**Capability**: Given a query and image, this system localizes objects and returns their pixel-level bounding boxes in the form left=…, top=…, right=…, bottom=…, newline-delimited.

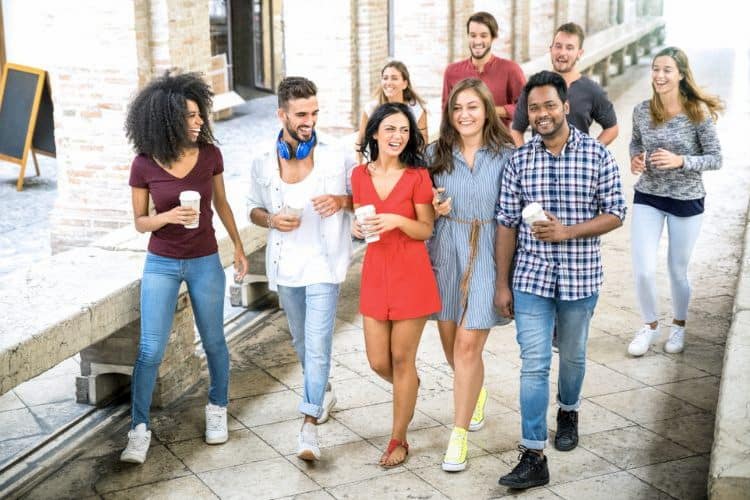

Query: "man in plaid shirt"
left=495, top=71, right=626, bottom=490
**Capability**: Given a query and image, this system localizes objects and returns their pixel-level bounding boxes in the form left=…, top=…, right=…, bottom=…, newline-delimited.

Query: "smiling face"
left=451, top=88, right=486, bottom=141
left=381, top=66, right=408, bottom=102
left=185, top=99, right=204, bottom=142
left=527, top=85, right=569, bottom=139
left=550, top=31, right=583, bottom=74
left=468, top=21, right=494, bottom=61
left=651, top=55, right=683, bottom=97
left=373, top=111, right=410, bottom=160
left=278, top=96, right=319, bottom=143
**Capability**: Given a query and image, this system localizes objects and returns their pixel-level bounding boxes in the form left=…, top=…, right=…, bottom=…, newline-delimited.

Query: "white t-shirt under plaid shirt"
left=496, top=126, right=627, bottom=301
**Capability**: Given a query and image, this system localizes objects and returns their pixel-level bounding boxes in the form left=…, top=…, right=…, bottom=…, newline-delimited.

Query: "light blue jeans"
left=513, top=289, right=599, bottom=450
left=276, top=283, right=339, bottom=419
left=131, top=252, right=229, bottom=428
left=631, top=203, right=703, bottom=323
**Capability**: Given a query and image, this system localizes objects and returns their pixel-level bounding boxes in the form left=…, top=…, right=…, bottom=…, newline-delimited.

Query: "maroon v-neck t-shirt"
left=128, top=144, right=223, bottom=259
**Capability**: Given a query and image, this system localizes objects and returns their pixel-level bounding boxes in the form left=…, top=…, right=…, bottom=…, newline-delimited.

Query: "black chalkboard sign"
left=0, top=63, right=55, bottom=190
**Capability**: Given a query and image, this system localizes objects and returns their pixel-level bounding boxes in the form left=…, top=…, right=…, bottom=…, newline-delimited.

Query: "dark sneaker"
left=498, top=446, right=549, bottom=489
left=554, top=408, right=578, bottom=451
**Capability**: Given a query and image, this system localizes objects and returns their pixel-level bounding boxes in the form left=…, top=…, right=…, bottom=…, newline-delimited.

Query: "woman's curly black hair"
left=125, top=70, right=216, bottom=166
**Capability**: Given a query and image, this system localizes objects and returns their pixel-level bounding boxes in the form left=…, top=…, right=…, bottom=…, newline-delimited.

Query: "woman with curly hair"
left=352, top=102, right=440, bottom=467
left=427, top=78, right=514, bottom=471
left=120, top=71, right=248, bottom=464
left=627, top=47, right=723, bottom=357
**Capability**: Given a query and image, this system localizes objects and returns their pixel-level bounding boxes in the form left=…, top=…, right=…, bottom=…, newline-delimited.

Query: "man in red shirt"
left=442, top=11, right=526, bottom=127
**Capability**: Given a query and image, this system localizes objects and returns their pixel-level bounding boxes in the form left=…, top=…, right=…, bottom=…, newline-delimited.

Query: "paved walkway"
left=4, top=47, right=749, bottom=499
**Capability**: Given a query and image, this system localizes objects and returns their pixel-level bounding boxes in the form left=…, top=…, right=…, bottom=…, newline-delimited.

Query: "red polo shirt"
left=442, top=55, right=526, bottom=128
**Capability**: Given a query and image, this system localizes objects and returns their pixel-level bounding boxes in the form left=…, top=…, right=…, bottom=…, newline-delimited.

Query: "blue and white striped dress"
left=427, top=144, right=514, bottom=329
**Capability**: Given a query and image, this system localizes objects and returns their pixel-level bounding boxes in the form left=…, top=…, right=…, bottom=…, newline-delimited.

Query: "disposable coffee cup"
left=522, top=202, right=548, bottom=226
left=354, top=204, right=380, bottom=243
left=179, top=190, right=200, bottom=229
left=281, top=202, right=304, bottom=218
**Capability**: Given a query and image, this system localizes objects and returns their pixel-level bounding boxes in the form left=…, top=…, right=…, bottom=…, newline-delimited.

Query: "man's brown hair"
left=554, top=22, right=585, bottom=48
left=466, top=11, right=498, bottom=39
left=277, top=76, right=317, bottom=109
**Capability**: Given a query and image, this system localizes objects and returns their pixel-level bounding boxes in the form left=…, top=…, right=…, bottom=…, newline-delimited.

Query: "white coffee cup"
left=179, top=190, right=201, bottom=229
left=281, top=202, right=305, bottom=217
left=522, top=202, right=548, bottom=226
left=354, top=204, right=380, bottom=243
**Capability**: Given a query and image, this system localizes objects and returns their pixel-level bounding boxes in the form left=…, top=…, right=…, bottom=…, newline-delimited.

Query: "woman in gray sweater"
left=627, top=47, right=723, bottom=357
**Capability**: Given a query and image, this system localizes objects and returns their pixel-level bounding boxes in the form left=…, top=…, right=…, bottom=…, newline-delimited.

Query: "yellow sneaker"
left=469, top=387, right=487, bottom=431
left=442, top=427, right=468, bottom=471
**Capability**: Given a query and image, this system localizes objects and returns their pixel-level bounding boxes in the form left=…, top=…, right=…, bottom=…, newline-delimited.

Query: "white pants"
left=630, top=203, right=703, bottom=324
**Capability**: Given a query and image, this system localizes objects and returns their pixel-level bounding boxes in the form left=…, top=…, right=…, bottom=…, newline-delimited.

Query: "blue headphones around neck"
left=277, top=129, right=316, bottom=160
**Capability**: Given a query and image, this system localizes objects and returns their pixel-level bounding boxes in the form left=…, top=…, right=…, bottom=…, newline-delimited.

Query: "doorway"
left=209, top=0, right=274, bottom=100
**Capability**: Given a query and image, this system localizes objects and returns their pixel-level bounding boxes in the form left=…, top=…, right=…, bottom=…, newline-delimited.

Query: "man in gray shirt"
left=511, top=22, right=618, bottom=147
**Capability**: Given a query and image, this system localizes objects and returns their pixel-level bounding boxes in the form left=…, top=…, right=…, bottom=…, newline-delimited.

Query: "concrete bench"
left=520, top=17, right=666, bottom=85
left=0, top=188, right=269, bottom=407
left=709, top=205, right=750, bottom=498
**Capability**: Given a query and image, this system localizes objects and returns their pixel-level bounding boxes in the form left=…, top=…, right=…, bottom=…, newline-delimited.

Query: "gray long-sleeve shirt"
left=629, top=100, right=722, bottom=200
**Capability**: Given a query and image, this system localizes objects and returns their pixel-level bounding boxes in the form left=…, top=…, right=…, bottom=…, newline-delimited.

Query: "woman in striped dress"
left=427, top=78, right=514, bottom=471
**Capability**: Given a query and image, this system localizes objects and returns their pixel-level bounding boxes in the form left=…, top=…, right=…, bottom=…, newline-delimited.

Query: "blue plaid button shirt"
left=496, top=126, right=626, bottom=300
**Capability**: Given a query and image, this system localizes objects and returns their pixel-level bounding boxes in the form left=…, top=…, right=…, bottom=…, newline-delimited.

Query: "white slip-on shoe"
left=664, top=324, right=685, bottom=354
left=120, top=423, right=151, bottom=464
left=205, top=403, right=229, bottom=444
left=628, top=325, right=659, bottom=357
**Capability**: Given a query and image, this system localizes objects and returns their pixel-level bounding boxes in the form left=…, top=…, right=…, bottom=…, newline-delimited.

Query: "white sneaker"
left=318, top=385, right=337, bottom=424
left=628, top=325, right=659, bottom=356
left=297, top=422, right=321, bottom=461
left=205, top=403, right=229, bottom=444
left=120, top=423, right=151, bottom=464
left=664, top=325, right=685, bottom=354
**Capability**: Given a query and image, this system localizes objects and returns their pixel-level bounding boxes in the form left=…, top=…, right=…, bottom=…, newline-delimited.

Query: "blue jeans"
left=276, top=283, right=339, bottom=418
left=513, top=289, right=599, bottom=449
left=131, top=252, right=229, bottom=428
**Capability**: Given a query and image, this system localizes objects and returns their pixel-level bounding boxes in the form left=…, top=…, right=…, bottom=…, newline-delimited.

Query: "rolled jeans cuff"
left=521, top=437, right=547, bottom=450
left=299, top=401, right=323, bottom=419
left=557, top=396, right=581, bottom=412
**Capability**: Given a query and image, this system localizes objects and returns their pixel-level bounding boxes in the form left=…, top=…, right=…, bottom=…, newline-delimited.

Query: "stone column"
left=49, top=0, right=212, bottom=252
left=512, top=0, right=530, bottom=63
left=392, top=0, right=452, bottom=100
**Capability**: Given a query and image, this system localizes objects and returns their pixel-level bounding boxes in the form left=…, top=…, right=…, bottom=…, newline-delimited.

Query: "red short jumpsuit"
left=351, top=165, right=441, bottom=320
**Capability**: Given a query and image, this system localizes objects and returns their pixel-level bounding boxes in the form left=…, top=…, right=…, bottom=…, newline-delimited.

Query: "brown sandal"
left=380, top=438, right=409, bottom=468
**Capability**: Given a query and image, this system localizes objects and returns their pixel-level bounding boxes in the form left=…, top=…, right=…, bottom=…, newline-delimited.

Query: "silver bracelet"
left=266, top=212, right=274, bottom=229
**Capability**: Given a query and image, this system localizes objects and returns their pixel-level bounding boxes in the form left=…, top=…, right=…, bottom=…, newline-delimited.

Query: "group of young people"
left=119, top=10, right=723, bottom=493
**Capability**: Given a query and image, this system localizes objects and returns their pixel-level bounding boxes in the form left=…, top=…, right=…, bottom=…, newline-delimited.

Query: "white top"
left=246, top=136, right=356, bottom=291
left=276, top=169, right=332, bottom=286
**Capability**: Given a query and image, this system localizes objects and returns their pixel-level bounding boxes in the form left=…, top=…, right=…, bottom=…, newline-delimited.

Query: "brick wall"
left=43, top=0, right=212, bottom=252
left=529, top=0, right=557, bottom=60
left=355, top=0, right=389, bottom=121
left=281, top=0, right=356, bottom=133
left=393, top=0, right=452, bottom=100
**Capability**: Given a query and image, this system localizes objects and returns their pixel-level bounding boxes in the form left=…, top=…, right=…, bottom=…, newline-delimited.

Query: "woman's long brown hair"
left=430, top=78, right=513, bottom=177
left=649, top=46, right=724, bottom=125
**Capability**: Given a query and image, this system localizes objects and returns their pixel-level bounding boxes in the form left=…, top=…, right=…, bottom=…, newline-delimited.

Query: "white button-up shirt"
left=246, top=136, right=356, bottom=291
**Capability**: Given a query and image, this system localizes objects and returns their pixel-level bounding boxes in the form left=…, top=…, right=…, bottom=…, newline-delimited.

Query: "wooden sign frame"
left=0, top=63, right=48, bottom=190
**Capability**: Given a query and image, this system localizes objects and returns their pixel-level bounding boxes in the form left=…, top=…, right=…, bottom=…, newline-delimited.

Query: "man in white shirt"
left=247, top=76, right=355, bottom=461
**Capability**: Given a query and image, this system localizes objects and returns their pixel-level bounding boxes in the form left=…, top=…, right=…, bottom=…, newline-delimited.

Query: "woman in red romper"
left=351, top=102, right=441, bottom=467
